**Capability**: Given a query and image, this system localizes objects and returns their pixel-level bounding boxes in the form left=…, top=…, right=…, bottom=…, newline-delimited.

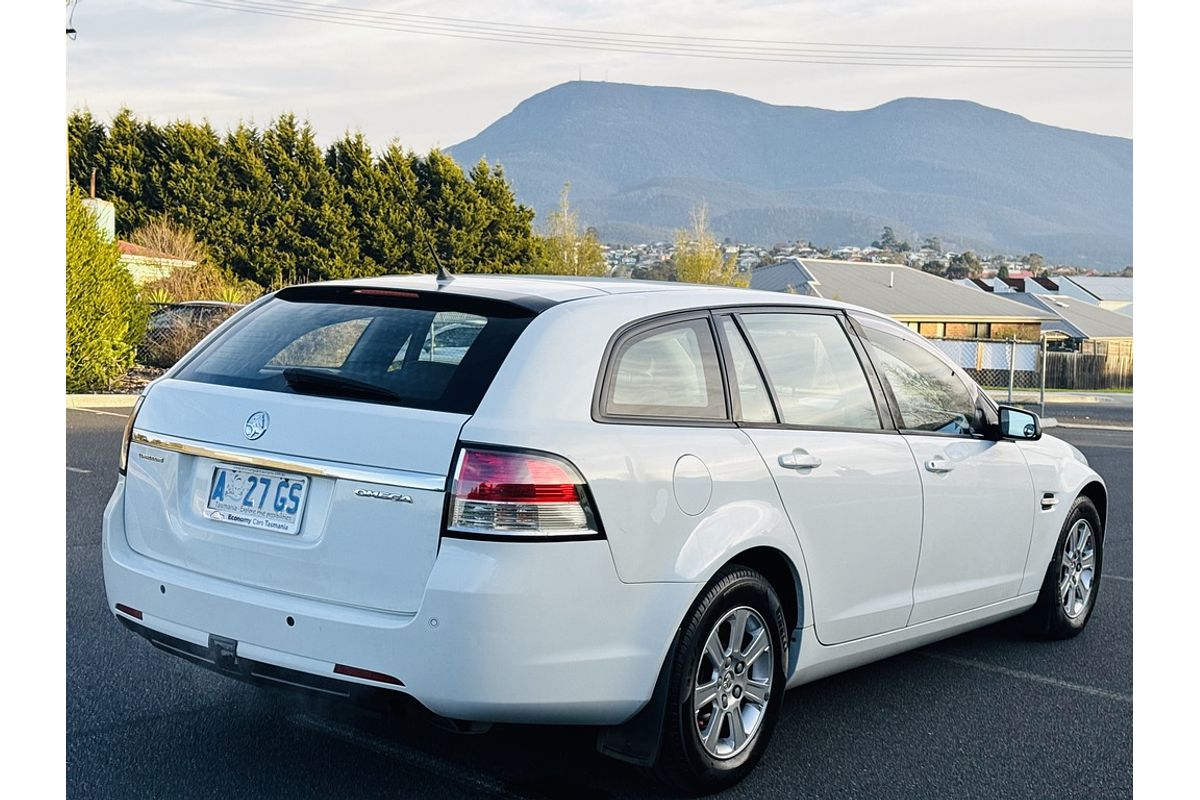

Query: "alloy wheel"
left=1059, top=519, right=1096, bottom=619
left=692, top=606, right=774, bottom=759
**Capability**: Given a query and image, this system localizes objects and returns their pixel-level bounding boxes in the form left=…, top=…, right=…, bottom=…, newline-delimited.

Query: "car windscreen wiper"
left=281, top=367, right=407, bottom=404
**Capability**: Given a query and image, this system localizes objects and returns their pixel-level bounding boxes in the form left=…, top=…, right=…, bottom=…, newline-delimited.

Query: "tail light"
left=118, top=395, right=146, bottom=475
left=446, top=447, right=602, bottom=540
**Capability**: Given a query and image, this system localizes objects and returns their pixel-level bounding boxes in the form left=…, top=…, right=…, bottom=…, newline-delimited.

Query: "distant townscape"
left=602, top=234, right=1131, bottom=284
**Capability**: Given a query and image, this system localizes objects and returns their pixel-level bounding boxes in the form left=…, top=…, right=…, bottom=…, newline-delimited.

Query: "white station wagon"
left=104, top=275, right=1106, bottom=793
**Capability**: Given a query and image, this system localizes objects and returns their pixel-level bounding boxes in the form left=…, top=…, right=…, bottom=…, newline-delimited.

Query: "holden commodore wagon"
left=104, top=274, right=1105, bottom=793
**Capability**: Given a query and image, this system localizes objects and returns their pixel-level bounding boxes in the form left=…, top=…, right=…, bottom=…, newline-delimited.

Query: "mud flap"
left=595, top=630, right=680, bottom=767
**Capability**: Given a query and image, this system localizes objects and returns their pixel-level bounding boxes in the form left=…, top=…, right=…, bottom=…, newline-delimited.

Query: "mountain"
left=447, top=82, right=1131, bottom=268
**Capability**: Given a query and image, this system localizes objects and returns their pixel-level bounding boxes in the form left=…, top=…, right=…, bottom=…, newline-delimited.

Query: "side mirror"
left=997, top=405, right=1042, bottom=441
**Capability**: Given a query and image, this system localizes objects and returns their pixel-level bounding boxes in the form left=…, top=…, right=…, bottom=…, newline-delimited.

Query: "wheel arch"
left=1079, top=480, right=1108, bottom=533
left=726, top=545, right=804, bottom=637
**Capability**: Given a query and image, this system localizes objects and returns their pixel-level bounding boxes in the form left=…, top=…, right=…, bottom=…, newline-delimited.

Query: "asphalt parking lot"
left=67, top=407, right=1132, bottom=799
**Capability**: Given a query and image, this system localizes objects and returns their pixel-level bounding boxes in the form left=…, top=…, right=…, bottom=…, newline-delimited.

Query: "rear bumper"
left=102, top=478, right=699, bottom=725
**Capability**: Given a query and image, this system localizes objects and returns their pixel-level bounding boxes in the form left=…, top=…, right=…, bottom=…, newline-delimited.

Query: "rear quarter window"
left=600, top=317, right=727, bottom=421
left=173, top=286, right=534, bottom=415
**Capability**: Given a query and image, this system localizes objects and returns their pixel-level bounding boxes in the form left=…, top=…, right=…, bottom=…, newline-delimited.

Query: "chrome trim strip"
left=131, top=430, right=446, bottom=492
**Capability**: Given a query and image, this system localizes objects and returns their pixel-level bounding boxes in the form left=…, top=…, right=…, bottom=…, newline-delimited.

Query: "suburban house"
left=82, top=195, right=196, bottom=285
left=750, top=258, right=1056, bottom=341
left=116, top=240, right=197, bottom=285
left=961, top=276, right=1059, bottom=296
left=1001, top=293, right=1134, bottom=357
left=1057, top=276, right=1133, bottom=314
left=960, top=274, right=1132, bottom=316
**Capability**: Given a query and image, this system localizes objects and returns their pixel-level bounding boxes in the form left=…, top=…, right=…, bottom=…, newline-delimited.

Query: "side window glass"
left=605, top=318, right=726, bottom=420
left=858, top=318, right=979, bottom=435
left=390, top=312, right=486, bottom=369
left=738, top=313, right=881, bottom=430
left=719, top=318, right=776, bottom=423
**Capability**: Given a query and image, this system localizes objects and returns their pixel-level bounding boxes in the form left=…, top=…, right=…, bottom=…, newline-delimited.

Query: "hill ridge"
left=448, top=81, right=1131, bottom=267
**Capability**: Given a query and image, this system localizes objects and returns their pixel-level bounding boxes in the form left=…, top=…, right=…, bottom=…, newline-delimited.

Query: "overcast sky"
left=65, top=0, right=1132, bottom=151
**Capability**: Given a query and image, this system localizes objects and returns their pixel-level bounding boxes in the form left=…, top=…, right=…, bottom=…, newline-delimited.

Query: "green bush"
left=66, top=189, right=148, bottom=391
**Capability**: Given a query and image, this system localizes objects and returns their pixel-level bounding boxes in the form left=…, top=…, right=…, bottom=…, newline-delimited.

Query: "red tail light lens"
left=448, top=447, right=600, bottom=538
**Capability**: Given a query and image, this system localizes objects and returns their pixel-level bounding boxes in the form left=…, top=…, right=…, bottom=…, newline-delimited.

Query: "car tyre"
left=653, top=565, right=788, bottom=795
left=1023, top=496, right=1103, bottom=640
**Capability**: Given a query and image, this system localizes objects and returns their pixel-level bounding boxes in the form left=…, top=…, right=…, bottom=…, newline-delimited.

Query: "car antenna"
left=398, top=180, right=453, bottom=287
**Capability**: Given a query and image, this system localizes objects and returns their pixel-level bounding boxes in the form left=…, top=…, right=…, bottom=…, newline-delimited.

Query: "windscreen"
left=173, top=286, right=536, bottom=415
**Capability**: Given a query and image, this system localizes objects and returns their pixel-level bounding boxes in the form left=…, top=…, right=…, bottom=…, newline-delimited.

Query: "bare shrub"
left=142, top=262, right=234, bottom=303
left=131, top=215, right=264, bottom=304
left=129, top=215, right=210, bottom=264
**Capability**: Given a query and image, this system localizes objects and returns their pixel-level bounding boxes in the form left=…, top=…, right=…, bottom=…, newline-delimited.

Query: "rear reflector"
left=115, top=603, right=143, bottom=620
left=333, top=664, right=405, bottom=686
left=447, top=447, right=599, bottom=538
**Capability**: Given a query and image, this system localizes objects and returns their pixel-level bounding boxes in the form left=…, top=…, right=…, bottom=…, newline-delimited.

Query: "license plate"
left=204, top=464, right=309, bottom=535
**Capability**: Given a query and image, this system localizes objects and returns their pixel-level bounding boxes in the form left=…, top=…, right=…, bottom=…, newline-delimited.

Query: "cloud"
left=66, top=0, right=1132, bottom=149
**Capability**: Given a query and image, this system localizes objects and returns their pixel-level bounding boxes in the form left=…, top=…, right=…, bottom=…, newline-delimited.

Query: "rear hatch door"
left=123, top=285, right=536, bottom=614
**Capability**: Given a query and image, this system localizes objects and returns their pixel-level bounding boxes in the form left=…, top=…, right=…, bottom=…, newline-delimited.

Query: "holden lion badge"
left=244, top=411, right=270, bottom=441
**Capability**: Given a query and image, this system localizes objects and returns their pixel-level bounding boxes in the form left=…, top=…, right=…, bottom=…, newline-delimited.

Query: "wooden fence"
left=1045, top=349, right=1134, bottom=391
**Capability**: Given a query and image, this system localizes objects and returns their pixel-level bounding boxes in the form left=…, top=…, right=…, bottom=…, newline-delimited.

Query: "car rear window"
left=173, top=286, right=535, bottom=415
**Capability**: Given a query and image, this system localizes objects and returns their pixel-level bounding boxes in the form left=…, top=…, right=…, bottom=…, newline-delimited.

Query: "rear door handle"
left=925, top=458, right=954, bottom=473
left=779, top=450, right=822, bottom=470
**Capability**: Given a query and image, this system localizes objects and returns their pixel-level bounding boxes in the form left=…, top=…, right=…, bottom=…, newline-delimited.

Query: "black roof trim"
left=274, top=283, right=553, bottom=316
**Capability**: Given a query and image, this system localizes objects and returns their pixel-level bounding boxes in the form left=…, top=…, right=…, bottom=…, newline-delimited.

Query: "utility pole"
left=1007, top=336, right=1016, bottom=404
left=1039, top=333, right=1049, bottom=417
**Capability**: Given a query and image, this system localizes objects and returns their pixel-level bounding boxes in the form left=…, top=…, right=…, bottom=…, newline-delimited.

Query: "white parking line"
left=68, top=407, right=128, bottom=418
left=66, top=466, right=91, bottom=474
left=920, top=652, right=1131, bottom=704
left=289, top=713, right=528, bottom=800
left=1106, top=575, right=1133, bottom=583
left=1054, top=423, right=1133, bottom=432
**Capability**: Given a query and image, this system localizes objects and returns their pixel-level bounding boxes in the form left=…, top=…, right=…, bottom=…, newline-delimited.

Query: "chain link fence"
left=927, top=336, right=1134, bottom=403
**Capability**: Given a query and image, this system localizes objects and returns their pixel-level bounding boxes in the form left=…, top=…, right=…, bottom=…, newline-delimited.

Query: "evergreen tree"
left=376, top=144, right=426, bottom=271
left=874, top=226, right=899, bottom=250
left=101, top=109, right=156, bottom=234
left=945, top=251, right=981, bottom=280
left=67, top=109, right=107, bottom=197
left=261, top=114, right=361, bottom=284
left=326, top=132, right=392, bottom=275
left=921, top=260, right=946, bottom=277
left=412, top=149, right=488, bottom=272
left=219, top=123, right=282, bottom=286
left=468, top=159, right=541, bottom=272
left=64, top=110, right=545, bottom=285
left=157, top=120, right=228, bottom=265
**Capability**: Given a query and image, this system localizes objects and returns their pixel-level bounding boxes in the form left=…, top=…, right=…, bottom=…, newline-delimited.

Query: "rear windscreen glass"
left=173, top=286, right=535, bottom=414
